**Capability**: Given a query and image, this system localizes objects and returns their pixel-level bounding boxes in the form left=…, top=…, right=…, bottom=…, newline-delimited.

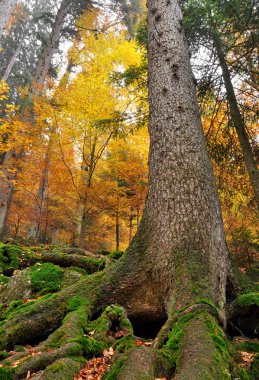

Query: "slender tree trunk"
left=129, top=211, right=133, bottom=244
left=0, top=0, right=17, bottom=41
left=79, top=209, right=89, bottom=247
left=79, top=139, right=97, bottom=247
left=136, top=206, right=140, bottom=227
left=115, top=210, right=120, bottom=251
left=30, top=0, right=70, bottom=94
left=214, top=35, right=259, bottom=205
left=27, top=151, right=50, bottom=242
left=2, top=35, right=23, bottom=81
left=0, top=150, right=18, bottom=239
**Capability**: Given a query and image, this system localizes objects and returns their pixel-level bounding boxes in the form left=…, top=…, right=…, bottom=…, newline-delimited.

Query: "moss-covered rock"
left=235, top=293, right=259, bottom=308
left=0, top=244, right=28, bottom=276
left=0, top=268, right=32, bottom=306
left=30, top=263, right=64, bottom=294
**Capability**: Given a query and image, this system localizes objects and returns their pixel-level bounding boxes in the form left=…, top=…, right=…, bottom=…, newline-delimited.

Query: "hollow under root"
left=107, top=307, right=230, bottom=380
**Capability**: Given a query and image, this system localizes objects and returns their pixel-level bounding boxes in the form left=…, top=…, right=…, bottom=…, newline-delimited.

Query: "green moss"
left=30, top=263, right=64, bottom=294
left=86, top=305, right=133, bottom=342
left=232, top=367, right=250, bottom=380
left=0, top=366, right=15, bottom=380
left=246, top=267, right=259, bottom=283
left=0, top=275, right=9, bottom=285
left=205, top=314, right=229, bottom=356
left=239, top=341, right=259, bottom=353
left=250, top=354, right=259, bottom=379
left=67, top=296, right=89, bottom=312
left=164, top=309, right=230, bottom=379
left=102, top=356, right=127, bottom=380
left=114, top=336, right=135, bottom=353
left=99, top=249, right=111, bottom=256
left=108, top=251, right=124, bottom=260
left=155, top=348, right=176, bottom=378
left=196, top=297, right=217, bottom=311
left=235, top=293, right=259, bottom=307
left=173, top=249, right=212, bottom=306
left=1, top=294, right=53, bottom=321
left=0, top=243, right=27, bottom=273
left=41, top=357, right=84, bottom=380
left=231, top=258, right=257, bottom=293
left=0, top=350, right=11, bottom=359
left=70, top=337, right=105, bottom=358
left=165, top=311, right=196, bottom=364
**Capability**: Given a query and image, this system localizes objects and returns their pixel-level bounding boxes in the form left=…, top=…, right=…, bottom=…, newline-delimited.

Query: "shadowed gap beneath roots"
left=129, top=314, right=167, bottom=339
left=227, top=305, right=259, bottom=339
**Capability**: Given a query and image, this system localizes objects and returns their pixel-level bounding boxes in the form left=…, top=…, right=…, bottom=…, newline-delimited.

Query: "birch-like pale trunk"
left=0, top=0, right=17, bottom=41
left=2, top=36, right=23, bottom=81
left=30, top=0, right=70, bottom=94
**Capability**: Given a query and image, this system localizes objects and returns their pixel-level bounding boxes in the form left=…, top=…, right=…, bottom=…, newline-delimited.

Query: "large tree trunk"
left=0, top=0, right=17, bottom=41
left=0, top=1, right=233, bottom=378
left=214, top=35, right=259, bottom=205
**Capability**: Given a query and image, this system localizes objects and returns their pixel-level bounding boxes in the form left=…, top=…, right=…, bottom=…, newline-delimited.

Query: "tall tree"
left=184, top=0, right=259, bottom=204
left=0, top=0, right=17, bottom=40
left=0, top=0, right=233, bottom=378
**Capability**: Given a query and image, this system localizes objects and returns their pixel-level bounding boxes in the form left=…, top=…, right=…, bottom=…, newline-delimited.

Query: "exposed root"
left=41, top=251, right=106, bottom=273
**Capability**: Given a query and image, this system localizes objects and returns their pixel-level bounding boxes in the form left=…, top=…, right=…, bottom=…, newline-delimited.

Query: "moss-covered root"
left=170, top=312, right=231, bottom=380
left=115, top=346, right=157, bottom=380
left=13, top=343, right=83, bottom=379
left=41, top=357, right=85, bottom=380
left=41, top=251, right=106, bottom=273
left=0, top=294, right=68, bottom=349
left=0, top=272, right=106, bottom=350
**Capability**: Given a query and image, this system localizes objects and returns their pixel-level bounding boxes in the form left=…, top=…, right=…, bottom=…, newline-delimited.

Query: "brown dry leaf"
left=239, top=351, right=256, bottom=369
left=74, top=348, right=114, bottom=380
left=135, top=339, right=153, bottom=347
left=114, top=329, right=130, bottom=339
left=26, top=371, right=31, bottom=380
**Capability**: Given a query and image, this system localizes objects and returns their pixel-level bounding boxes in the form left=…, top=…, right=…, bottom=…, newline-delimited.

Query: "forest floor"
left=0, top=242, right=258, bottom=380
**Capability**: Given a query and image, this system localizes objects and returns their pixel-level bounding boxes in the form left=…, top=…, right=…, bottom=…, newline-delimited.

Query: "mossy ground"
left=0, top=243, right=257, bottom=379
left=0, top=243, right=29, bottom=275
left=30, top=262, right=64, bottom=294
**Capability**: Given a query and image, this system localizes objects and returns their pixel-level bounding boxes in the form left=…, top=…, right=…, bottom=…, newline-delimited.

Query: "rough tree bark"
left=213, top=35, right=259, bottom=205
left=0, top=0, right=17, bottom=41
left=0, top=0, right=233, bottom=378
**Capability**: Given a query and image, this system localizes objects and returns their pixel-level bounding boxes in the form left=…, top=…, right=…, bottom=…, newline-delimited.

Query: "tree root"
left=0, top=266, right=232, bottom=379
left=41, top=251, right=106, bottom=273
